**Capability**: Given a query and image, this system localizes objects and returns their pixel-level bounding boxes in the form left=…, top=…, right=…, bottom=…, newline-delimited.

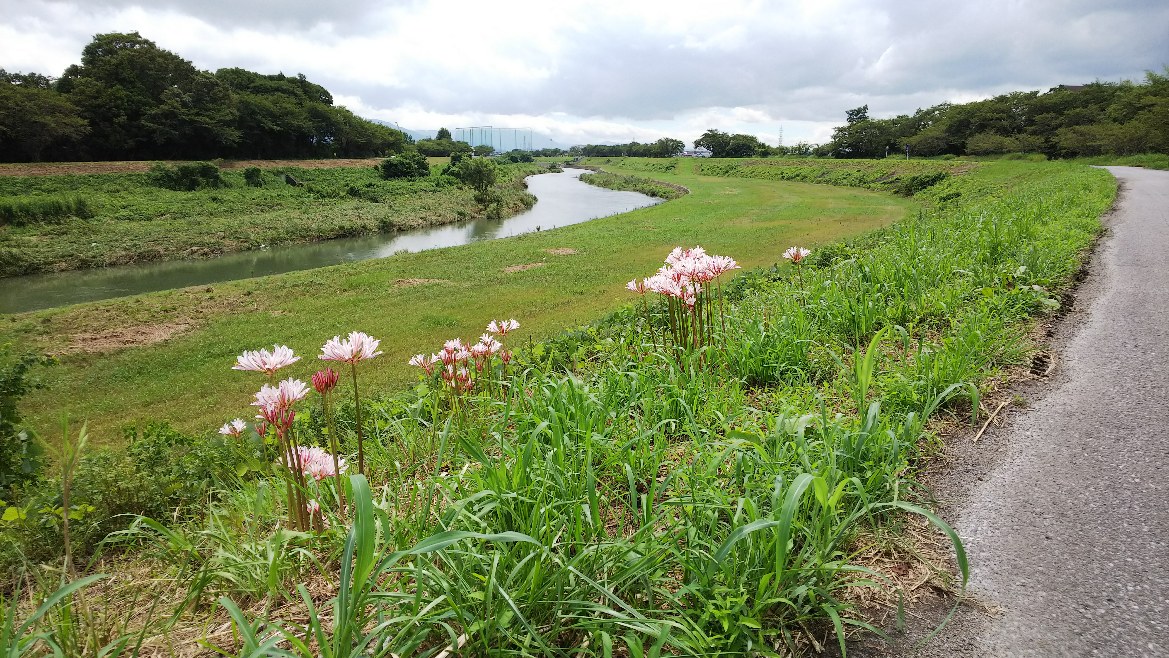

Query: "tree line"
left=0, top=32, right=411, bottom=162
left=825, top=69, right=1169, bottom=159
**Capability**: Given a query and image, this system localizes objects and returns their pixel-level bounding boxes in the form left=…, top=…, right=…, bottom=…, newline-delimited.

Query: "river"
left=0, top=168, right=660, bottom=313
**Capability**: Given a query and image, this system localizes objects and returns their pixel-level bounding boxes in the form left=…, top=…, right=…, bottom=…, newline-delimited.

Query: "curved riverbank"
left=0, top=161, right=540, bottom=277
left=0, top=168, right=662, bottom=313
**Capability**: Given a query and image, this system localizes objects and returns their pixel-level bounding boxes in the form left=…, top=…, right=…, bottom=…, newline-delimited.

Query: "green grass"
left=0, top=163, right=538, bottom=276
left=0, top=158, right=1118, bottom=656
left=2, top=166, right=911, bottom=444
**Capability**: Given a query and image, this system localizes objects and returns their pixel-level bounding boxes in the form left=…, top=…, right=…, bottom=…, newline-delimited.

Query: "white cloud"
left=1, top=0, right=1165, bottom=146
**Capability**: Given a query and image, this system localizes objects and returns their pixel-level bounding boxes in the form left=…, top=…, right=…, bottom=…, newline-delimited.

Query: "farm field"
left=0, top=159, right=1117, bottom=656
left=0, top=161, right=539, bottom=276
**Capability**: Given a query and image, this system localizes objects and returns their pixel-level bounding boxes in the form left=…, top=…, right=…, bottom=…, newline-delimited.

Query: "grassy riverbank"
left=0, top=159, right=1115, bottom=656
left=3, top=168, right=911, bottom=443
left=0, top=162, right=539, bottom=276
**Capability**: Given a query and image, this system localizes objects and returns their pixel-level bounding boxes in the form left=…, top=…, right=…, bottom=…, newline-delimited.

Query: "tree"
left=450, top=157, right=498, bottom=202
left=0, top=84, right=88, bottom=161
left=649, top=137, right=684, bottom=158
left=436, top=127, right=452, bottom=140
left=472, top=144, right=494, bottom=157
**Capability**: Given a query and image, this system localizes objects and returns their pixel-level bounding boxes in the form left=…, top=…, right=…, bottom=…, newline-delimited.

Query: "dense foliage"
left=570, top=137, right=686, bottom=158
left=0, top=33, right=411, bottom=162
left=826, top=69, right=1169, bottom=159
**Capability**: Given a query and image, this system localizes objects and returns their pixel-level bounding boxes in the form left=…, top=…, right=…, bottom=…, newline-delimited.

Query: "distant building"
left=681, top=146, right=713, bottom=158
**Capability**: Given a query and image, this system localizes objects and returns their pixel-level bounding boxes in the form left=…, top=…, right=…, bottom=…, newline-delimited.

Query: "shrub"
left=0, top=351, right=52, bottom=497
left=0, top=196, right=93, bottom=226
left=894, top=171, right=950, bottom=196
left=148, top=161, right=226, bottom=191
left=380, top=151, right=430, bottom=179
left=242, top=166, right=264, bottom=187
left=449, top=157, right=498, bottom=203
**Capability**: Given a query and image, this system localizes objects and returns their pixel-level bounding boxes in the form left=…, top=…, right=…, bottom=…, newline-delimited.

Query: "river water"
left=0, top=168, right=660, bottom=313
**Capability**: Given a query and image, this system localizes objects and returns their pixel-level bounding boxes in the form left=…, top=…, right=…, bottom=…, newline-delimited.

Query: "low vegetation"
left=0, top=161, right=539, bottom=276
left=0, top=159, right=1114, bottom=656
left=578, top=171, right=688, bottom=199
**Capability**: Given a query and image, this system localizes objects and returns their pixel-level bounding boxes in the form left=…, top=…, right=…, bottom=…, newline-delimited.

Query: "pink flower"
left=295, top=445, right=347, bottom=481
left=252, top=378, right=309, bottom=427
left=312, top=368, right=339, bottom=394
left=626, top=279, right=647, bottom=294
left=306, top=499, right=320, bottom=515
left=486, top=319, right=520, bottom=336
left=232, top=344, right=300, bottom=376
left=408, top=353, right=438, bottom=376
left=476, top=334, right=502, bottom=355
left=218, top=418, right=248, bottom=438
left=319, top=331, right=383, bottom=364
left=783, top=246, right=811, bottom=264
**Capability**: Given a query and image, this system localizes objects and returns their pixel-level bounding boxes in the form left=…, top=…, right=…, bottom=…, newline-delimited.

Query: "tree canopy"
left=825, top=70, right=1169, bottom=159
left=0, top=32, right=410, bottom=162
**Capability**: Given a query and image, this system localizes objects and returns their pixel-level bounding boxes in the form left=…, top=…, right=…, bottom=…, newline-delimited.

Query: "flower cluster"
left=628, top=246, right=740, bottom=309
left=320, top=331, right=383, bottom=364
left=252, top=377, right=310, bottom=431
left=410, top=319, right=519, bottom=398
left=296, top=445, right=348, bottom=481
left=218, top=418, right=248, bottom=438
left=628, top=246, right=739, bottom=354
left=232, top=344, right=301, bottom=376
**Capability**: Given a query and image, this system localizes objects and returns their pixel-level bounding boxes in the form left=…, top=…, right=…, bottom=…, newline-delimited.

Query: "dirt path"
left=847, top=166, right=1169, bottom=657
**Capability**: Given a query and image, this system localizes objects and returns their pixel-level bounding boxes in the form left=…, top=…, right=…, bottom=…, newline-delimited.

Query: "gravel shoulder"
left=845, top=166, right=1169, bottom=657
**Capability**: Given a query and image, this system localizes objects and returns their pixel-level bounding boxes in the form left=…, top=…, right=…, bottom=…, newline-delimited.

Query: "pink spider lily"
left=295, top=445, right=348, bottom=481
left=626, top=279, right=647, bottom=294
left=232, top=344, right=301, bottom=376
left=312, top=368, right=338, bottom=394
left=486, top=319, right=520, bottom=336
left=409, top=353, right=439, bottom=376
left=252, top=378, right=310, bottom=428
left=218, top=418, right=248, bottom=438
left=319, top=331, right=383, bottom=364
left=319, top=331, right=381, bottom=477
left=783, top=246, right=811, bottom=264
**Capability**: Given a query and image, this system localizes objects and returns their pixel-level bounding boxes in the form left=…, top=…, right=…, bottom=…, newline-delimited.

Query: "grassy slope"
left=4, top=165, right=911, bottom=443
left=0, top=163, right=537, bottom=276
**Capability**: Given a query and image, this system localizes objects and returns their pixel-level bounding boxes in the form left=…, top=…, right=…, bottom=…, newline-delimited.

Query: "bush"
left=243, top=166, right=264, bottom=187
left=380, top=151, right=431, bottom=179
left=894, top=171, right=950, bottom=196
left=449, top=157, right=498, bottom=203
left=0, top=196, right=93, bottom=226
left=0, top=351, right=52, bottom=497
left=148, top=161, right=226, bottom=191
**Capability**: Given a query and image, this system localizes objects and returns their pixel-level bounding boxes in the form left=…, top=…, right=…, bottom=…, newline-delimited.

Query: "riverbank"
left=0, top=161, right=539, bottom=277
left=1, top=168, right=910, bottom=443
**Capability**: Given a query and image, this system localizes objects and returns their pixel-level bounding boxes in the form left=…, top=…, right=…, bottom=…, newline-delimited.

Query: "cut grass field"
left=3, top=165, right=913, bottom=444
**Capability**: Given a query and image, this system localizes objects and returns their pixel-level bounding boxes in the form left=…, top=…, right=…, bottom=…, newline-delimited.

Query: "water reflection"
left=1, top=168, right=660, bottom=313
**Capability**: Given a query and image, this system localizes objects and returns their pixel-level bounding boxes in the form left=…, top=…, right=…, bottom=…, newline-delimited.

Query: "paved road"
left=861, top=166, right=1169, bottom=657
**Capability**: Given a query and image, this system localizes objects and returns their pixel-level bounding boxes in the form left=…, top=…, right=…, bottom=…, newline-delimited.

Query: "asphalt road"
left=853, top=166, right=1169, bottom=657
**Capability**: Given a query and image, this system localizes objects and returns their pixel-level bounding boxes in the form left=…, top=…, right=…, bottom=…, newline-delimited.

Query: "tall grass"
left=1, top=161, right=1115, bottom=656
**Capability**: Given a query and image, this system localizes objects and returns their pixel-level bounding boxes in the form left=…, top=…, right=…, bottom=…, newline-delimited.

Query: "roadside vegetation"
left=0, top=161, right=539, bottom=276
left=0, top=158, right=1115, bottom=655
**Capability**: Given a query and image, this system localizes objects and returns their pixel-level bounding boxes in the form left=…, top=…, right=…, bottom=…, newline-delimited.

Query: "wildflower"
left=295, top=445, right=348, bottom=481
left=486, top=319, right=520, bottom=336
left=306, top=499, right=321, bottom=515
left=626, top=279, right=647, bottom=294
left=312, top=368, right=339, bottom=395
left=232, top=344, right=300, bottom=376
left=319, top=331, right=383, bottom=364
left=218, top=418, right=248, bottom=438
left=319, top=331, right=381, bottom=477
left=252, top=378, right=309, bottom=427
left=476, top=334, right=502, bottom=356
left=783, top=246, right=811, bottom=264
left=408, top=353, right=439, bottom=376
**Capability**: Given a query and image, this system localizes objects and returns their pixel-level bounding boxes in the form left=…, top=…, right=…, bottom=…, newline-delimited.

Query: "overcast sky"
left=1, top=0, right=1166, bottom=147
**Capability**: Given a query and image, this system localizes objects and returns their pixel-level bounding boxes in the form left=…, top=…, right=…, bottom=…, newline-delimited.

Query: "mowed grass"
left=3, top=167, right=913, bottom=443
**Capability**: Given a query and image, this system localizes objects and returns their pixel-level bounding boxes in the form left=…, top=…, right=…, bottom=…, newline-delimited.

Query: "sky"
left=1, top=0, right=1167, bottom=147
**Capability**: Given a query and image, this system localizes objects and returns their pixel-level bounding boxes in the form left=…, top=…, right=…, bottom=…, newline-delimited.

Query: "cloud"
left=2, top=0, right=1165, bottom=145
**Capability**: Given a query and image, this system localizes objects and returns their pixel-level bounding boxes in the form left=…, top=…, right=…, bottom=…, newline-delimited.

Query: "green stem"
left=350, top=362, right=366, bottom=477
